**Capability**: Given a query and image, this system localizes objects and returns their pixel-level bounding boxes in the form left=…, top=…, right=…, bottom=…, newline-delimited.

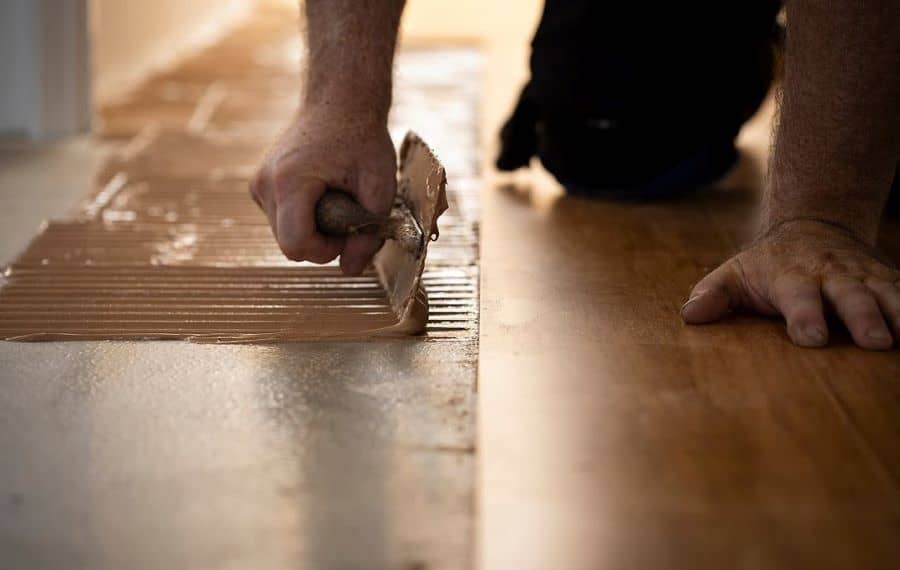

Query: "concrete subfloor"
left=1, top=341, right=473, bottom=569
left=0, top=138, right=112, bottom=262
left=0, top=8, right=478, bottom=569
left=0, top=139, right=476, bottom=569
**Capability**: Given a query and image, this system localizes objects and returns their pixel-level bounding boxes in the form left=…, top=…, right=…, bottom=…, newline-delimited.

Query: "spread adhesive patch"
left=0, top=40, right=480, bottom=343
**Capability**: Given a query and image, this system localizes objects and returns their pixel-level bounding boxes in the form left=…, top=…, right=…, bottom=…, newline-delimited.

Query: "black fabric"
left=497, top=1, right=783, bottom=195
left=528, top=1, right=782, bottom=128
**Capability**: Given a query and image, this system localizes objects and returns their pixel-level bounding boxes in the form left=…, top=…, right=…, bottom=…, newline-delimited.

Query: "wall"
left=0, top=0, right=42, bottom=139
left=0, top=0, right=90, bottom=141
left=0, top=0, right=540, bottom=143
left=90, top=0, right=250, bottom=102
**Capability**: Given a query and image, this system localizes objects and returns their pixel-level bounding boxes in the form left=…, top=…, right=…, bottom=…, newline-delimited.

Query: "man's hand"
left=250, top=111, right=397, bottom=275
left=682, top=220, right=900, bottom=350
left=251, top=0, right=405, bottom=274
left=684, top=0, right=900, bottom=350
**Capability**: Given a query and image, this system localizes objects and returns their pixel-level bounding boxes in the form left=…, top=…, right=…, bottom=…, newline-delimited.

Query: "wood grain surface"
left=478, top=115, right=900, bottom=569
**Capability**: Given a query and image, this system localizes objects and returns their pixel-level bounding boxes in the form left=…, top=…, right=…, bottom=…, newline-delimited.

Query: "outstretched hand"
left=682, top=220, right=900, bottom=350
left=250, top=110, right=397, bottom=275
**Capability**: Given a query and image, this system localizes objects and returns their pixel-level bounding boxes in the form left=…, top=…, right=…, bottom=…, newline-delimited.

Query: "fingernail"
left=680, top=295, right=702, bottom=313
left=802, top=325, right=828, bottom=346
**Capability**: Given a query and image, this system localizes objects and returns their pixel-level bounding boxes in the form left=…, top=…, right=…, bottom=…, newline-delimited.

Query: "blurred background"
left=0, top=0, right=549, bottom=263
left=0, top=0, right=541, bottom=149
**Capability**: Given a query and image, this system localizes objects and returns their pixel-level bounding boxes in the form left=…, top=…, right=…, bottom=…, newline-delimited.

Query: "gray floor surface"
left=0, top=140, right=475, bottom=569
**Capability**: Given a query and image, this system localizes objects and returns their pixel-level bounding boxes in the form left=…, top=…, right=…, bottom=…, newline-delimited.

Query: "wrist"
left=758, top=216, right=877, bottom=248
left=761, top=216, right=862, bottom=238
left=304, top=77, right=391, bottom=125
left=761, top=175, right=884, bottom=246
left=299, top=98, right=389, bottom=132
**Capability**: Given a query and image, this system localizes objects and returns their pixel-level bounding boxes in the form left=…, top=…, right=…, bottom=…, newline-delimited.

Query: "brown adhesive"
left=0, top=132, right=465, bottom=343
left=0, top=29, right=480, bottom=343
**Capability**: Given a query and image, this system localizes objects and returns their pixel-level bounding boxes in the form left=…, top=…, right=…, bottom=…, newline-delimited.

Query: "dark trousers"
left=498, top=1, right=783, bottom=194
left=499, top=1, right=899, bottom=206
left=529, top=1, right=781, bottom=129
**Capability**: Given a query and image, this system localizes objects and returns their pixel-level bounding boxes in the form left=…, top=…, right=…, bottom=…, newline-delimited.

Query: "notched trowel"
left=314, top=131, right=448, bottom=335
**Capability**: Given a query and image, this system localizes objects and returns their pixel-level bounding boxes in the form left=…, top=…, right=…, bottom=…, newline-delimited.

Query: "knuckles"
left=249, top=125, right=398, bottom=266
left=754, top=239, right=878, bottom=282
left=270, top=162, right=302, bottom=205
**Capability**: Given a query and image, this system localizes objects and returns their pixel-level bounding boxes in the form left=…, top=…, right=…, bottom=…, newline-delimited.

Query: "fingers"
left=866, top=278, right=900, bottom=339
left=339, top=167, right=396, bottom=275
left=822, top=275, right=893, bottom=350
left=770, top=273, right=828, bottom=347
left=274, top=177, right=344, bottom=264
left=251, top=159, right=345, bottom=264
left=340, top=234, right=384, bottom=276
left=249, top=172, right=275, bottom=228
left=681, top=261, right=745, bottom=324
left=351, top=157, right=397, bottom=217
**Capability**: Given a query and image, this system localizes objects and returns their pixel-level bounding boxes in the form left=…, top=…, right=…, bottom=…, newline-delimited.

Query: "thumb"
left=681, top=261, right=746, bottom=324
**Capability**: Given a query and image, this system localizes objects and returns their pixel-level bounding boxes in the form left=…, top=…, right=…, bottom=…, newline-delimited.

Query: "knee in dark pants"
left=496, top=0, right=783, bottom=198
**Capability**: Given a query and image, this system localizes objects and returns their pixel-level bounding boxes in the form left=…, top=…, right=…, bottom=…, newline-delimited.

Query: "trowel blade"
left=373, top=131, right=448, bottom=335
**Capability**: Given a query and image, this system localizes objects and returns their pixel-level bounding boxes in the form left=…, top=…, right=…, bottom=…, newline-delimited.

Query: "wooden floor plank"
left=478, top=110, right=900, bottom=568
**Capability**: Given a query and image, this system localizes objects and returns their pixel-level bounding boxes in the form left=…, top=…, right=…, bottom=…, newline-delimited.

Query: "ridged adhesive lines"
left=1, top=27, right=480, bottom=343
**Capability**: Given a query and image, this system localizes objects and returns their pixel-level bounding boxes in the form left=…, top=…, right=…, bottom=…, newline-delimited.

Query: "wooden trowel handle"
left=315, top=189, right=383, bottom=238
left=315, top=189, right=424, bottom=256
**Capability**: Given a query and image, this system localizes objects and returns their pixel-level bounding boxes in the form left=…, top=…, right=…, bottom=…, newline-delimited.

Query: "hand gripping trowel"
left=313, top=131, right=448, bottom=335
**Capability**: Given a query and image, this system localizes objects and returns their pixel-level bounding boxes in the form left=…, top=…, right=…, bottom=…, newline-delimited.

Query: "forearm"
left=303, top=0, right=406, bottom=123
left=763, top=0, right=900, bottom=244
